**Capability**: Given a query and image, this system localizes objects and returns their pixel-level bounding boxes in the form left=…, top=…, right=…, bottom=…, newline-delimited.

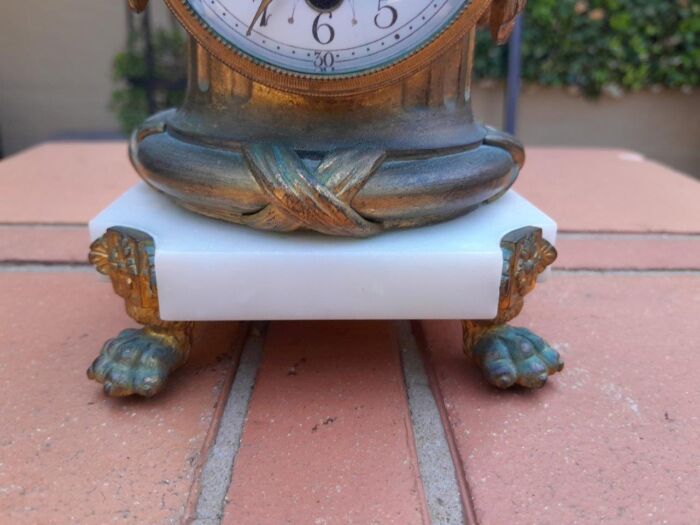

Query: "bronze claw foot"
left=87, top=326, right=190, bottom=397
left=463, top=226, right=562, bottom=390
left=88, top=227, right=194, bottom=397
left=471, top=326, right=563, bottom=389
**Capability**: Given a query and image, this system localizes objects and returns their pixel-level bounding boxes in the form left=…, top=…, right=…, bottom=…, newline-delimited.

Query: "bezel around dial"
left=164, top=0, right=491, bottom=96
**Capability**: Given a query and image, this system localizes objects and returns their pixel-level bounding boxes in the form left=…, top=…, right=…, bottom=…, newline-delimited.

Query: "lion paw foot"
left=87, top=328, right=186, bottom=397
left=473, top=326, right=564, bottom=389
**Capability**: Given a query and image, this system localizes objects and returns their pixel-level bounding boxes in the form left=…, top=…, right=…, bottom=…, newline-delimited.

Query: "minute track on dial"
left=186, top=0, right=472, bottom=77
left=162, top=0, right=490, bottom=95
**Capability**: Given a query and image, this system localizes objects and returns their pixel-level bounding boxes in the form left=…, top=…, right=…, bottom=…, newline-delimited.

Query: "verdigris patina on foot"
left=88, top=227, right=194, bottom=397
left=466, top=325, right=564, bottom=389
left=87, top=325, right=191, bottom=397
left=463, top=226, right=564, bottom=389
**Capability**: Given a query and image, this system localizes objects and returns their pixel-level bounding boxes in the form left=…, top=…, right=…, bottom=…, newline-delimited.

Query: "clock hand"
left=247, top=0, right=274, bottom=36
left=127, top=0, right=149, bottom=13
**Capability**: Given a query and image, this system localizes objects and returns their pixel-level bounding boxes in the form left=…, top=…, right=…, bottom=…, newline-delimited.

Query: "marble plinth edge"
left=89, top=183, right=556, bottom=321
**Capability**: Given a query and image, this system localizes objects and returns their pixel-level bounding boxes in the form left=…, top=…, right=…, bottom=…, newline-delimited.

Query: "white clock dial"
left=185, top=0, right=471, bottom=76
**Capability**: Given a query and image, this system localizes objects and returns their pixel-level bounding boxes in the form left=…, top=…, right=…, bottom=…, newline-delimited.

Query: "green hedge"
left=112, top=1, right=698, bottom=130
left=475, top=0, right=699, bottom=96
left=111, top=28, right=187, bottom=134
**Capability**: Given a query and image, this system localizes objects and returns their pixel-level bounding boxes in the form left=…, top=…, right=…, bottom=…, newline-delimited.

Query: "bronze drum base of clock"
left=130, top=111, right=523, bottom=237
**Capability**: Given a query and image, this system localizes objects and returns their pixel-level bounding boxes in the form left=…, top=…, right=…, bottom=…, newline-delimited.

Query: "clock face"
left=185, top=0, right=471, bottom=76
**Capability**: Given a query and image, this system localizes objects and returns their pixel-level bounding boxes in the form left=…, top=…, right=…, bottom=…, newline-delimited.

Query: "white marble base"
left=89, top=183, right=556, bottom=321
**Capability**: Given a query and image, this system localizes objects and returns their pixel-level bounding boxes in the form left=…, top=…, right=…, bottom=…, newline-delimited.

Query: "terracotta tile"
left=5, top=143, right=698, bottom=235
left=517, top=148, right=700, bottom=233
left=0, top=272, right=241, bottom=524
left=0, top=142, right=137, bottom=224
left=420, top=274, right=700, bottom=525
left=0, top=226, right=88, bottom=263
left=222, top=321, right=428, bottom=525
left=556, top=235, right=700, bottom=270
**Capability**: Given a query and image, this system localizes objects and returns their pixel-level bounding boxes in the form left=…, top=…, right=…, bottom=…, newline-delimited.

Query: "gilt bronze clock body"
left=129, top=0, right=527, bottom=236
left=84, top=0, right=566, bottom=398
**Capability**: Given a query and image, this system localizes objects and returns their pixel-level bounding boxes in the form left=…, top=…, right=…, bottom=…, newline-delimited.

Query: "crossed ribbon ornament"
left=241, top=145, right=386, bottom=237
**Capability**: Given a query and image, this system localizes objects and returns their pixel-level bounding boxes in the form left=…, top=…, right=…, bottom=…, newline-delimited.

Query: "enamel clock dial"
left=184, top=0, right=472, bottom=77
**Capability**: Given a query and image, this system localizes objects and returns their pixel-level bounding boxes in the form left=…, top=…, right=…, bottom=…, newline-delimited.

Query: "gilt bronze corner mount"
left=463, top=227, right=564, bottom=389
left=87, top=227, right=193, bottom=397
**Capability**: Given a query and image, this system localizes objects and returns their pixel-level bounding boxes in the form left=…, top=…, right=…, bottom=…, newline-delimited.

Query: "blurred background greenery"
left=475, top=0, right=699, bottom=97
left=112, top=0, right=699, bottom=132
left=111, top=28, right=186, bottom=133
left=1, top=1, right=697, bottom=176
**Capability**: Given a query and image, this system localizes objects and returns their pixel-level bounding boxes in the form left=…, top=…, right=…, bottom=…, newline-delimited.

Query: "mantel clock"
left=86, top=0, right=565, bottom=397
left=127, top=0, right=527, bottom=236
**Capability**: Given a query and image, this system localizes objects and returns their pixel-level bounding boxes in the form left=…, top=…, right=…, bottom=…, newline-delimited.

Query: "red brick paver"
left=0, top=273, right=242, bottom=524
left=556, top=235, right=700, bottom=270
left=420, top=273, right=700, bottom=525
left=2, top=142, right=700, bottom=524
left=0, top=142, right=136, bottom=224
left=0, top=226, right=88, bottom=263
left=222, top=321, right=428, bottom=525
left=4, top=143, right=699, bottom=235
left=517, top=148, right=700, bottom=233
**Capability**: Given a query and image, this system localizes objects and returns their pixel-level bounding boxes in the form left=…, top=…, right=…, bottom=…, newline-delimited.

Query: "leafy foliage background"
left=111, top=0, right=699, bottom=131
left=475, top=0, right=699, bottom=96
left=111, top=28, right=187, bottom=134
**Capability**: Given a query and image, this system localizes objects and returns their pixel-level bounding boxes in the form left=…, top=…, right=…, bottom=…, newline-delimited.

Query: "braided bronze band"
left=131, top=113, right=521, bottom=237
left=241, top=145, right=386, bottom=237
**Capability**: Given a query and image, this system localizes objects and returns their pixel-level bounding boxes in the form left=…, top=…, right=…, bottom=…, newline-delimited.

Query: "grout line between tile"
left=2, top=225, right=699, bottom=238
left=3, top=263, right=699, bottom=276
left=397, top=321, right=467, bottom=525
left=188, top=322, right=267, bottom=525
left=0, top=262, right=91, bottom=272
left=553, top=268, right=700, bottom=275
left=183, top=323, right=251, bottom=522
left=559, top=230, right=700, bottom=237
left=0, top=222, right=87, bottom=228
left=410, top=321, right=480, bottom=525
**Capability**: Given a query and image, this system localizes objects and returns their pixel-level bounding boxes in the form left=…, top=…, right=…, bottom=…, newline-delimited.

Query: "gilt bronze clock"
left=128, top=0, right=527, bottom=236
left=86, top=0, right=564, bottom=397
